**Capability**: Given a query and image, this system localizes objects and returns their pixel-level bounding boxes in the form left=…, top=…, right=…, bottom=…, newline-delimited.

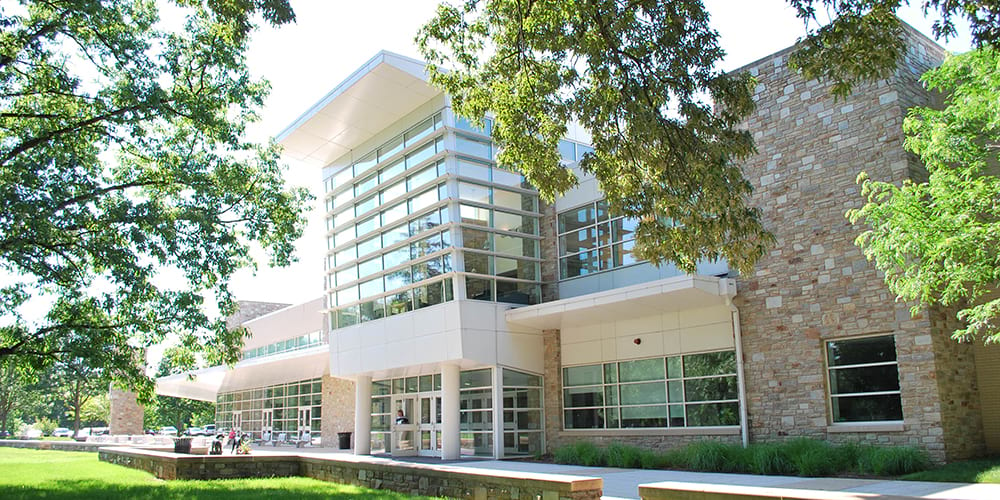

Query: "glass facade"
left=324, top=110, right=548, bottom=331
left=563, top=350, right=739, bottom=429
left=557, top=200, right=642, bottom=279
left=216, top=378, right=322, bottom=442
left=502, top=368, right=543, bottom=456
left=241, top=331, right=326, bottom=361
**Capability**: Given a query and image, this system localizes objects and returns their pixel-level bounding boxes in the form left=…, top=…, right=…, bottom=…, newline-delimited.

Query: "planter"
left=173, top=437, right=192, bottom=454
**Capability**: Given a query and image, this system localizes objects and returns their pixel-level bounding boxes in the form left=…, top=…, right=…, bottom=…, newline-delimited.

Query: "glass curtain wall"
left=558, top=200, right=642, bottom=279
left=216, top=378, right=322, bottom=441
left=324, top=113, right=455, bottom=330
left=502, top=368, right=543, bottom=456
left=459, top=368, right=493, bottom=456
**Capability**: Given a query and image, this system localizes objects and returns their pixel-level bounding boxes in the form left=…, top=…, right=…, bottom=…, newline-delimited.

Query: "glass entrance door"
left=391, top=396, right=416, bottom=456
left=261, top=409, right=273, bottom=442
left=232, top=411, right=243, bottom=432
left=418, top=394, right=441, bottom=456
left=297, top=407, right=312, bottom=443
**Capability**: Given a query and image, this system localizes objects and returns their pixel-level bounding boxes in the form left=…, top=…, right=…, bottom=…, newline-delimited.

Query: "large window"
left=242, top=331, right=325, bottom=360
left=460, top=368, right=494, bottom=456
left=502, top=369, right=542, bottom=456
left=216, top=378, right=322, bottom=442
left=563, top=351, right=739, bottom=429
left=557, top=200, right=640, bottom=279
left=826, top=335, right=902, bottom=423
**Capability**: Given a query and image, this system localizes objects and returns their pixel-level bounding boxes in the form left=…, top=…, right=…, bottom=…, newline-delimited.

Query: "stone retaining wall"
left=98, top=447, right=603, bottom=499
left=0, top=439, right=105, bottom=452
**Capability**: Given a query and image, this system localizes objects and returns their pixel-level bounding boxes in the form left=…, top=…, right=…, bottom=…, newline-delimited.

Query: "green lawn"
left=902, top=458, right=1000, bottom=483
left=0, top=447, right=441, bottom=499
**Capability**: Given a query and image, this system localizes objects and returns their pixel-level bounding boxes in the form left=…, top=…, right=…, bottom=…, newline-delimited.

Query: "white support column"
left=440, top=363, right=461, bottom=460
left=492, top=366, right=504, bottom=459
left=354, top=374, right=372, bottom=455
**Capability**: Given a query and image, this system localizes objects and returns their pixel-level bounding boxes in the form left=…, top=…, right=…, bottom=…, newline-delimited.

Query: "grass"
left=0, top=447, right=441, bottom=499
left=902, top=458, right=1000, bottom=483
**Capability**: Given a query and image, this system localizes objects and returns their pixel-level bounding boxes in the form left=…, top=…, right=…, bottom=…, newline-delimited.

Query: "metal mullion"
left=828, top=360, right=898, bottom=371
left=831, top=390, right=901, bottom=398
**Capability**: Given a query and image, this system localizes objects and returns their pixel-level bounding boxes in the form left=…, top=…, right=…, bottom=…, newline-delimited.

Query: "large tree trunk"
left=72, top=380, right=81, bottom=436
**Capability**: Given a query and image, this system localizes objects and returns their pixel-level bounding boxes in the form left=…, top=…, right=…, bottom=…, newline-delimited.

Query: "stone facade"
left=538, top=26, right=989, bottom=463
left=320, top=375, right=356, bottom=448
left=733, top=25, right=982, bottom=462
left=109, top=387, right=144, bottom=436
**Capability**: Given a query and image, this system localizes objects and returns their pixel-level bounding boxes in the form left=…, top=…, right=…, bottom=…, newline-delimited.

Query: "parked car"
left=183, top=427, right=203, bottom=436
left=91, top=427, right=109, bottom=436
left=52, top=428, right=73, bottom=438
left=203, top=424, right=216, bottom=436
left=158, top=426, right=178, bottom=436
left=22, top=428, right=43, bottom=439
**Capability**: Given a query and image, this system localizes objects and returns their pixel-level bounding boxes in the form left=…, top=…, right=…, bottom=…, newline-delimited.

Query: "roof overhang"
left=505, top=275, right=737, bottom=330
left=276, top=51, right=441, bottom=168
left=155, top=346, right=330, bottom=402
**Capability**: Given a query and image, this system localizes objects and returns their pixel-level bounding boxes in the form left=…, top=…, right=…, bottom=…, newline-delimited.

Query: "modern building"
left=155, top=25, right=1000, bottom=463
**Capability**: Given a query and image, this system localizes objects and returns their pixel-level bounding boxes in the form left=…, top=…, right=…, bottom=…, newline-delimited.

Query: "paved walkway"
left=251, top=446, right=1000, bottom=499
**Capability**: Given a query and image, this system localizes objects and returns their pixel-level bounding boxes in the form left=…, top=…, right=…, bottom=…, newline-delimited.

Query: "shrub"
left=554, top=441, right=604, bottom=466
left=605, top=442, right=642, bottom=468
left=748, top=443, right=793, bottom=475
left=856, top=446, right=930, bottom=476
left=680, top=440, right=749, bottom=473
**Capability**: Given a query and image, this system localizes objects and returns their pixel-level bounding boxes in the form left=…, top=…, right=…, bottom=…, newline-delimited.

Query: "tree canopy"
left=848, top=47, right=1000, bottom=344
left=416, top=0, right=996, bottom=277
left=0, top=0, right=310, bottom=399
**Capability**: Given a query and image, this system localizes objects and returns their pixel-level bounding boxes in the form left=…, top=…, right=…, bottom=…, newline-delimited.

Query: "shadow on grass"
left=0, top=478, right=430, bottom=500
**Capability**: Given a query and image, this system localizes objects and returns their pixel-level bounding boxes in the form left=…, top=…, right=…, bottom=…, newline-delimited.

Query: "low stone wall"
left=0, top=439, right=105, bottom=452
left=98, top=447, right=603, bottom=499
left=99, top=447, right=301, bottom=480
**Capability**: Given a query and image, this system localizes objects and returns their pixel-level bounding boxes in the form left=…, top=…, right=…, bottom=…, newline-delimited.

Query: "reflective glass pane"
left=684, top=376, right=737, bottom=402
left=378, top=136, right=403, bottom=162
left=465, top=276, right=493, bottom=301
left=620, top=382, right=667, bottom=405
left=619, top=358, right=666, bottom=382
left=563, top=365, right=603, bottom=386
left=559, top=205, right=595, bottom=233
left=684, top=351, right=736, bottom=377
left=827, top=336, right=897, bottom=366
left=686, top=402, right=740, bottom=426
left=460, top=205, right=491, bottom=227
left=456, top=135, right=492, bottom=159
left=620, top=406, right=667, bottom=428
left=458, top=182, right=491, bottom=204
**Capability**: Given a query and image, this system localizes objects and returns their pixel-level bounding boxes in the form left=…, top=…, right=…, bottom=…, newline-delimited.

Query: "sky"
left=227, top=0, right=974, bottom=307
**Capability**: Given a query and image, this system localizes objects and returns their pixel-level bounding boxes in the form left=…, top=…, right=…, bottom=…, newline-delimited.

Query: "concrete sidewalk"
left=249, top=446, right=998, bottom=499
left=442, top=459, right=1000, bottom=500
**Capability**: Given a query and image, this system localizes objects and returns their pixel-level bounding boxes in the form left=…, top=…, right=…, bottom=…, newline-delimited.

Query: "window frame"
left=825, top=334, right=904, bottom=425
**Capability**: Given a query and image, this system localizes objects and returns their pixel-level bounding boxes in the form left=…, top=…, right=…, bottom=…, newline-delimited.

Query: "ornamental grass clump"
left=856, top=445, right=930, bottom=476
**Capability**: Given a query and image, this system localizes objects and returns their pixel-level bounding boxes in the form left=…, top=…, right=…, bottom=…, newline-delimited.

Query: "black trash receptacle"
left=337, top=432, right=352, bottom=450
left=174, top=437, right=192, bottom=454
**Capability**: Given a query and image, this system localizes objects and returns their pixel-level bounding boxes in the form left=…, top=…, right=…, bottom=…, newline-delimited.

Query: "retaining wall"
left=98, top=446, right=602, bottom=499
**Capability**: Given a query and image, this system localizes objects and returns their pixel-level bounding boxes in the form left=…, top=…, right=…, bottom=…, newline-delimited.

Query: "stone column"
left=440, top=363, right=461, bottom=460
left=542, top=329, right=562, bottom=453
left=109, top=386, right=144, bottom=436
left=321, top=375, right=356, bottom=448
left=354, top=375, right=372, bottom=455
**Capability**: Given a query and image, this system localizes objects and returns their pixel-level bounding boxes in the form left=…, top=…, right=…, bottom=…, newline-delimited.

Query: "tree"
left=848, top=47, right=1000, bottom=344
left=80, top=393, right=109, bottom=427
left=0, top=0, right=310, bottom=398
left=148, top=346, right=214, bottom=432
left=416, top=1, right=997, bottom=276
left=0, top=357, right=31, bottom=435
left=47, top=357, right=107, bottom=435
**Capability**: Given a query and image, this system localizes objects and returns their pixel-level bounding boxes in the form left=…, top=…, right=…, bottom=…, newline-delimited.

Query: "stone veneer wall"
left=320, top=375, right=356, bottom=448
left=109, top=387, right=144, bottom=436
left=539, top=200, right=560, bottom=303
left=99, top=447, right=603, bottom=499
left=543, top=328, right=563, bottom=453
left=733, top=25, right=982, bottom=462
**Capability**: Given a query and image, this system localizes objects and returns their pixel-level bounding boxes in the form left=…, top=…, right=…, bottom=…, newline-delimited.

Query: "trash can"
left=337, top=432, right=352, bottom=450
left=173, top=437, right=192, bottom=454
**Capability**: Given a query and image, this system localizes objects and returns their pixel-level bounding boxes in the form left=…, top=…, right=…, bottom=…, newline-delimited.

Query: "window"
left=826, top=335, right=902, bottom=423
left=563, top=351, right=739, bottom=429
left=557, top=200, right=640, bottom=279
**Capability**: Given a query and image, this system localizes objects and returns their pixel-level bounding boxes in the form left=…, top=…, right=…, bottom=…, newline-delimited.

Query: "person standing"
left=228, top=428, right=237, bottom=454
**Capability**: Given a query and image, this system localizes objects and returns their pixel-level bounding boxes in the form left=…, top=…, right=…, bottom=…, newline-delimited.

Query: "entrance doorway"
left=417, top=394, right=441, bottom=456
left=391, top=392, right=442, bottom=457
left=297, top=407, right=312, bottom=443
left=261, top=409, right=273, bottom=442
left=232, top=411, right=243, bottom=432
